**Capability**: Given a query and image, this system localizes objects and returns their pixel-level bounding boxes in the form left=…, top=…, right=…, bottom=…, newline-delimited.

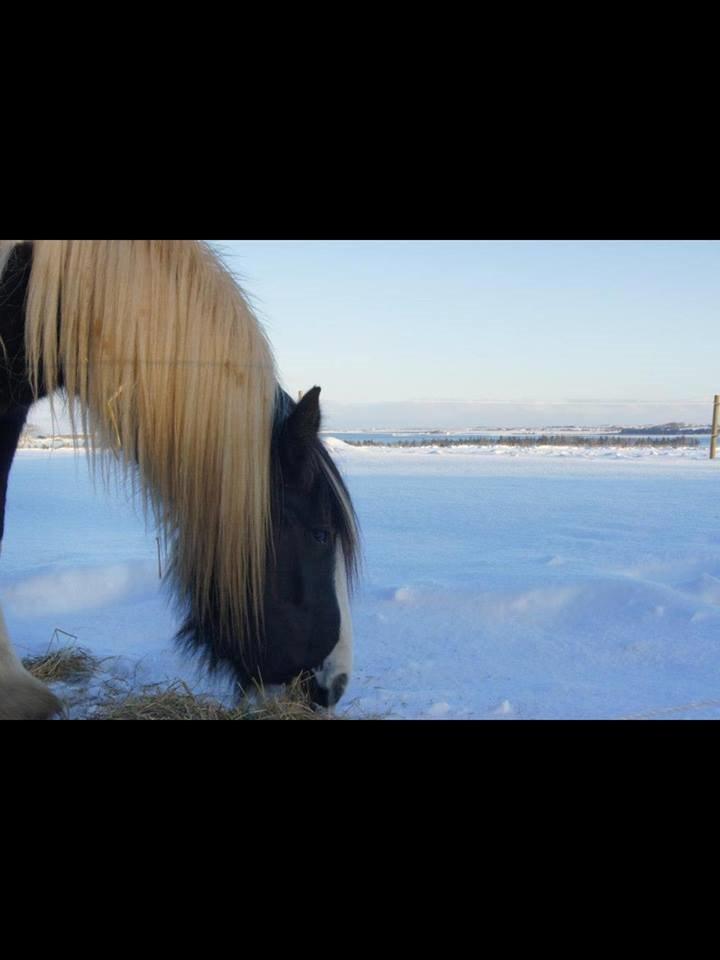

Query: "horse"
left=0, top=240, right=359, bottom=720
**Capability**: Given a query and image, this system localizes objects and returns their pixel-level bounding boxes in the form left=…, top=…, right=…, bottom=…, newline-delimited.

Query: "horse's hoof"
left=0, top=674, right=63, bottom=721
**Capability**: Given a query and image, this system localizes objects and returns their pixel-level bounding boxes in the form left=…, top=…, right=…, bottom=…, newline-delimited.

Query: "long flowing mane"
left=0, top=239, right=277, bottom=665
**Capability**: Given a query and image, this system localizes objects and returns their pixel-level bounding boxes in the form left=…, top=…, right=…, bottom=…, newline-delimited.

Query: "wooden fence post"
left=711, top=395, right=720, bottom=460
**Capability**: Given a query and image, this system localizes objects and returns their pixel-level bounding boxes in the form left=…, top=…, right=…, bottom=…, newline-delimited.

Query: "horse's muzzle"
left=309, top=673, right=349, bottom=709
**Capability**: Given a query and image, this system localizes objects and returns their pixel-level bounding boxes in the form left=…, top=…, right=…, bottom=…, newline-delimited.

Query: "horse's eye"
left=313, top=529, right=330, bottom=544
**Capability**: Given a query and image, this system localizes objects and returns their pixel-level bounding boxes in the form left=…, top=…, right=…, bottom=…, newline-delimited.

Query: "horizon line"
left=326, top=398, right=713, bottom=407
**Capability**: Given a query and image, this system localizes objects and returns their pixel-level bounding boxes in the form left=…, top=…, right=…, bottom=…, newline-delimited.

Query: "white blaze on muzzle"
left=313, top=543, right=353, bottom=706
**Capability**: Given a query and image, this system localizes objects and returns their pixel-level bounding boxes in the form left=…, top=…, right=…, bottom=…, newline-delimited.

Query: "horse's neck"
left=1, top=242, right=37, bottom=413
left=0, top=407, right=29, bottom=544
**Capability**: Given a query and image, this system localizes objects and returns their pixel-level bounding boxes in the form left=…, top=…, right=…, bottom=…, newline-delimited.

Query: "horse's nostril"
left=331, top=673, right=349, bottom=706
left=309, top=673, right=349, bottom=709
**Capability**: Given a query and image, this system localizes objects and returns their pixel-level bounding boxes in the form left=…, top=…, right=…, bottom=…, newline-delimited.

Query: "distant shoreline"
left=343, top=436, right=701, bottom=450
left=322, top=424, right=712, bottom=436
left=18, top=436, right=88, bottom=450
left=21, top=422, right=713, bottom=452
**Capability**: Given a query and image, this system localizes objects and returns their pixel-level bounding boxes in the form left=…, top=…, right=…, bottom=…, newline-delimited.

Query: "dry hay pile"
left=22, top=646, right=99, bottom=685
left=92, top=679, right=328, bottom=721
left=23, top=647, right=360, bottom=720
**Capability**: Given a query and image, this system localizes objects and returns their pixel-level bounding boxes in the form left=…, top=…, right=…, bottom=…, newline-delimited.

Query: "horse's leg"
left=0, top=605, right=62, bottom=720
left=0, top=407, right=62, bottom=720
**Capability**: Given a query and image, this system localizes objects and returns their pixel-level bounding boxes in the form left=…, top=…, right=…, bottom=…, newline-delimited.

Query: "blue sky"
left=29, top=241, right=719, bottom=433
left=207, top=240, right=720, bottom=428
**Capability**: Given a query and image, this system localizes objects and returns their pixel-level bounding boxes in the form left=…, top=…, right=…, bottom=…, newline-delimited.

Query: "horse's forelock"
left=314, top=441, right=360, bottom=588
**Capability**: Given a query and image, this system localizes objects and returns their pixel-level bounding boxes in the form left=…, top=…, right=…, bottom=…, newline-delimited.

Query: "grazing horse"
left=0, top=240, right=358, bottom=720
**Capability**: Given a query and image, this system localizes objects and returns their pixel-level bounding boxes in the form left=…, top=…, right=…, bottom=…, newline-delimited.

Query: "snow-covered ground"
left=3, top=440, right=720, bottom=719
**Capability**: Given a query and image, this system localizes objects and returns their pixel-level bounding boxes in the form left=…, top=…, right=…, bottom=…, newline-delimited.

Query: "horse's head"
left=258, top=387, right=358, bottom=707
left=178, top=386, right=359, bottom=708
left=179, top=387, right=359, bottom=709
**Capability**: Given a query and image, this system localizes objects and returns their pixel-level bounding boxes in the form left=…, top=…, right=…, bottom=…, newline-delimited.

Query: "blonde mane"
left=2, top=240, right=277, bottom=662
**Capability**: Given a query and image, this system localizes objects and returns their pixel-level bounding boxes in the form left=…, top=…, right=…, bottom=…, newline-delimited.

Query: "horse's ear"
left=281, top=387, right=322, bottom=480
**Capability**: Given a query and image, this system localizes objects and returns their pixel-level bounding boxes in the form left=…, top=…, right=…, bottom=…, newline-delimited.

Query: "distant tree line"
left=619, top=424, right=710, bottom=435
left=346, top=436, right=701, bottom=449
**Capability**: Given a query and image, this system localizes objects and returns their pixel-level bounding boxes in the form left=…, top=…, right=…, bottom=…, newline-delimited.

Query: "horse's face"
left=261, top=388, right=356, bottom=708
